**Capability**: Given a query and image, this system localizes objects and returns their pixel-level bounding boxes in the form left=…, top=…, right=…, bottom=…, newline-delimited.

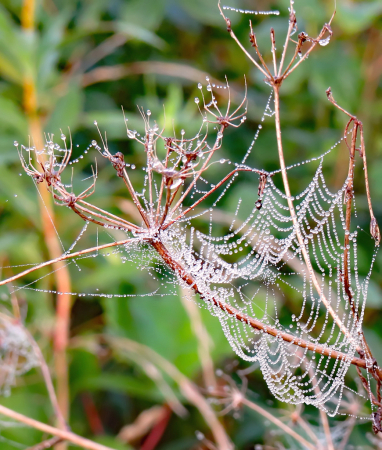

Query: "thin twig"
left=0, top=404, right=116, bottom=450
left=284, top=10, right=335, bottom=78
left=162, top=167, right=255, bottom=230
left=278, top=1, right=296, bottom=76
left=0, top=238, right=138, bottom=287
left=26, top=436, right=63, bottom=450
left=104, top=336, right=234, bottom=450
left=241, top=398, right=316, bottom=450
left=24, top=328, right=67, bottom=430
left=272, top=85, right=357, bottom=347
left=270, top=29, right=278, bottom=76
left=217, top=1, right=270, bottom=79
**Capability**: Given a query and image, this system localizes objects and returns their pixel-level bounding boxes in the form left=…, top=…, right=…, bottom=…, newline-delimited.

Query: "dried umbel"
left=0, top=317, right=38, bottom=396
left=3, top=0, right=382, bottom=434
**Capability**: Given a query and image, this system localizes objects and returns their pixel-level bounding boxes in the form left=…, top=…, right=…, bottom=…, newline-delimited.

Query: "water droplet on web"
left=319, top=36, right=331, bottom=46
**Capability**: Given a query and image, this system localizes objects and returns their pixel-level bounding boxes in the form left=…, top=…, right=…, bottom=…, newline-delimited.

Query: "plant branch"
left=26, top=437, right=63, bottom=450
left=162, top=167, right=255, bottom=230
left=217, top=1, right=270, bottom=79
left=106, top=336, right=234, bottom=450
left=272, top=86, right=358, bottom=348
left=0, top=404, right=116, bottom=450
left=0, top=238, right=138, bottom=287
left=241, top=397, right=316, bottom=450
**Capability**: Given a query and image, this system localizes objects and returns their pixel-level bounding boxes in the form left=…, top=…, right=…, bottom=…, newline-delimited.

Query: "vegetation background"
left=0, top=0, right=382, bottom=448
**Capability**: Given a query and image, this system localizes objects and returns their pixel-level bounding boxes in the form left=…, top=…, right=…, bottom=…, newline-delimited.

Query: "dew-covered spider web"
left=4, top=75, right=379, bottom=423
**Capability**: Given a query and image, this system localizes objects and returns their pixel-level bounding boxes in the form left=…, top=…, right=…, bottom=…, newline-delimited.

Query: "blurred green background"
left=0, top=0, right=382, bottom=449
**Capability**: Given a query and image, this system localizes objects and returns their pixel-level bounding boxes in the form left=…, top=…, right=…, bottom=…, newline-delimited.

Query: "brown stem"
left=241, top=398, right=316, bottom=450
left=162, top=167, right=254, bottom=230
left=155, top=147, right=171, bottom=225
left=79, top=200, right=140, bottom=230
left=0, top=404, right=116, bottom=450
left=159, top=185, right=172, bottom=227
left=107, top=336, right=233, bottom=450
left=284, top=11, right=335, bottom=79
left=325, top=90, right=382, bottom=386
left=273, top=86, right=356, bottom=345
left=249, top=23, right=273, bottom=79
left=73, top=203, right=135, bottom=231
left=26, top=437, right=63, bottom=450
left=168, top=127, right=225, bottom=217
left=121, top=168, right=150, bottom=227
left=150, top=239, right=367, bottom=369
left=343, top=123, right=358, bottom=319
left=217, top=1, right=270, bottom=79
left=270, top=28, right=278, bottom=76
left=278, top=2, right=296, bottom=76
left=360, top=126, right=380, bottom=245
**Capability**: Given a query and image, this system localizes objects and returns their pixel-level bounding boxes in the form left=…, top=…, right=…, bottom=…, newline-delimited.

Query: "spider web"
left=5, top=79, right=379, bottom=421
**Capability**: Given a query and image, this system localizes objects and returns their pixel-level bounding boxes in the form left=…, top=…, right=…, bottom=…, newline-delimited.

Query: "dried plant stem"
left=241, top=398, right=316, bottom=450
left=26, top=436, right=63, bottom=450
left=278, top=2, right=295, bottom=76
left=284, top=12, right=335, bottom=78
left=0, top=238, right=137, bottom=287
left=121, top=167, right=150, bottom=227
left=0, top=404, right=115, bottom=450
left=107, top=336, right=234, bottom=450
left=217, top=2, right=269, bottom=78
left=24, top=328, right=67, bottom=430
left=325, top=89, right=382, bottom=389
left=168, top=126, right=225, bottom=217
left=343, top=123, right=359, bottom=318
left=151, top=239, right=367, bottom=369
left=0, top=312, right=68, bottom=430
left=22, top=3, right=72, bottom=443
left=78, top=200, right=140, bottom=230
left=273, top=86, right=356, bottom=345
left=163, top=167, right=255, bottom=230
